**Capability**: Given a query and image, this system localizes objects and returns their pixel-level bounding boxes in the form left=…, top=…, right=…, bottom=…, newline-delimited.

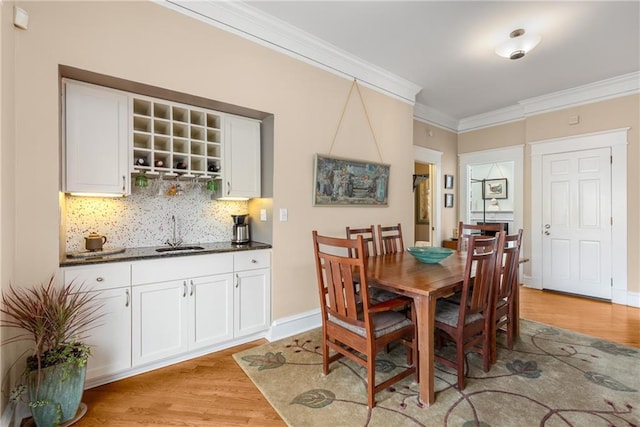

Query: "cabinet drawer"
left=62, top=263, right=131, bottom=291
left=132, top=253, right=234, bottom=285
left=234, top=250, right=270, bottom=271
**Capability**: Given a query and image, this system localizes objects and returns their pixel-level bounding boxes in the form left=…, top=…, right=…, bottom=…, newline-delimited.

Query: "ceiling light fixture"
left=495, top=28, right=541, bottom=60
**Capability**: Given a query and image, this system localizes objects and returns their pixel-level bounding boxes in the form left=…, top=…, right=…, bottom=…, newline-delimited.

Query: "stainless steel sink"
left=155, top=245, right=205, bottom=253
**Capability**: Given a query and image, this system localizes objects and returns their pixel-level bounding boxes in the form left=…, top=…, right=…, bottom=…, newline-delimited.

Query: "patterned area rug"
left=233, top=319, right=639, bottom=426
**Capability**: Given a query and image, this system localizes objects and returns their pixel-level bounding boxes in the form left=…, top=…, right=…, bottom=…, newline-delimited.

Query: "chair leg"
left=491, top=324, right=498, bottom=365
left=506, top=317, right=515, bottom=350
left=456, top=345, right=466, bottom=390
left=483, top=332, right=491, bottom=372
left=367, top=352, right=376, bottom=408
left=322, top=338, right=330, bottom=375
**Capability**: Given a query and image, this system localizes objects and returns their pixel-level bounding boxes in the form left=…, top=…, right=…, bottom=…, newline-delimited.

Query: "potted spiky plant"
left=1, top=276, right=102, bottom=426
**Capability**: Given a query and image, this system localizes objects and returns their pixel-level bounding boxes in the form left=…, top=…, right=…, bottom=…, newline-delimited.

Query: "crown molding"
left=157, top=0, right=422, bottom=104
left=456, top=71, right=639, bottom=133
left=412, top=103, right=458, bottom=132
left=518, top=71, right=640, bottom=116
left=457, top=104, right=525, bottom=133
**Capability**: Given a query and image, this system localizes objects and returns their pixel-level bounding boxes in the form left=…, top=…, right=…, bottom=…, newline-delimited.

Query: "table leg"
left=414, top=294, right=436, bottom=406
left=513, top=283, right=520, bottom=338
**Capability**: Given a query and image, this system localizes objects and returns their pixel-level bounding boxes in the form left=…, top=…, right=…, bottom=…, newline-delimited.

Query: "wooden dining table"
left=365, top=250, right=506, bottom=406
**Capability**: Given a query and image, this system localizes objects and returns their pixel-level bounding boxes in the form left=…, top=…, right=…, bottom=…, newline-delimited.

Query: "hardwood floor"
left=71, top=288, right=638, bottom=426
left=519, top=286, right=640, bottom=348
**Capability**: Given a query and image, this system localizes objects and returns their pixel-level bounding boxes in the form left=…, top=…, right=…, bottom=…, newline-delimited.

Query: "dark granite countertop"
left=60, top=241, right=272, bottom=267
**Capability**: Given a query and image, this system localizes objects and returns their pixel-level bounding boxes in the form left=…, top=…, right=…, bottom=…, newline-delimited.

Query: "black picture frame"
left=482, top=178, right=508, bottom=200
left=444, top=193, right=454, bottom=208
left=444, top=174, right=454, bottom=189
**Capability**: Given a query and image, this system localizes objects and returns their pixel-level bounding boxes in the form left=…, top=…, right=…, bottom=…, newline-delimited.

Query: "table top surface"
left=365, top=252, right=467, bottom=298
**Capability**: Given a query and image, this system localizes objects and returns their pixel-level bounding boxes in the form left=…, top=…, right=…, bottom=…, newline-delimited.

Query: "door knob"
left=544, top=230, right=550, bottom=236
left=544, top=224, right=551, bottom=229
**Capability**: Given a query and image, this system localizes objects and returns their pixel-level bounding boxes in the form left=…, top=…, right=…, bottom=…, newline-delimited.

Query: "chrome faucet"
left=165, top=215, right=183, bottom=248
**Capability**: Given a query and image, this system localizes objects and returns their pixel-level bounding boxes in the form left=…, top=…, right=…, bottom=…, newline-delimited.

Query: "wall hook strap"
left=327, top=78, right=383, bottom=163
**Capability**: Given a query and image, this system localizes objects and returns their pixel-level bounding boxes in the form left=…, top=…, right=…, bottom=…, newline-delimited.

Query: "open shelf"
left=131, top=96, right=225, bottom=178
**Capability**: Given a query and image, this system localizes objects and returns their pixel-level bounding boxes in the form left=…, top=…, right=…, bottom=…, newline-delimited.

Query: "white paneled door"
left=541, top=147, right=612, bottom=299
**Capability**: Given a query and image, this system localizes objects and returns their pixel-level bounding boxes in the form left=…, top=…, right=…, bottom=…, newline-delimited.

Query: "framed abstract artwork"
left=313, top=154, right=390, bottom=206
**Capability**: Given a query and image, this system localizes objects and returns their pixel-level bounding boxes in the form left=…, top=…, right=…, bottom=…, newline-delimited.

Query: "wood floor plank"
left=67, top=288, right=638, bottom=426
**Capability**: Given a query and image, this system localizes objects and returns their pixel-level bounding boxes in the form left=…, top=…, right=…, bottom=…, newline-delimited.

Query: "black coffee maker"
left=231, top=214, right=250, bottom=244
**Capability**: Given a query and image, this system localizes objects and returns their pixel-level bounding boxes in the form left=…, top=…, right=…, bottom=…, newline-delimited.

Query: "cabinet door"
left=64, top=80, right=130, bottom=195
left=132, top=281, right=188, bottom=366
left=234, top=268, right=271, bottom=337
left=84, top=287, right=132, bottom=383
left=223, top=116, right=261, bottom=198
left=188, top=274, right=234, bottom=350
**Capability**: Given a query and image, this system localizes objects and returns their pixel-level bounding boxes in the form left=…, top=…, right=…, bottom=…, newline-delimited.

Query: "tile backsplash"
left=64, top=184, right=249, bottom=252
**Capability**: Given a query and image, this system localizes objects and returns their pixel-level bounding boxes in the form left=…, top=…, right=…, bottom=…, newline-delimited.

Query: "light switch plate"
left=13, top=7, right=29, bottom=30
left=260, top=209, right=267, bottom=221
left=279, top=208, right=288, bottom=222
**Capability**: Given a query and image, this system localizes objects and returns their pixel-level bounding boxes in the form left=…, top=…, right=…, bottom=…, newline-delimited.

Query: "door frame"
left=458, top=145, right=524, bottom=235
left=414, top=146, right=441, bottom=246
left=529, top=128, right=628, bottom=304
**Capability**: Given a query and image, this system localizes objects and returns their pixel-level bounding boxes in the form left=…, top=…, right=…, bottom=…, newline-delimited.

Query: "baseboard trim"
left=612, top=289, right=640, bottom=308
left=267, top=308, right=321, bottom=342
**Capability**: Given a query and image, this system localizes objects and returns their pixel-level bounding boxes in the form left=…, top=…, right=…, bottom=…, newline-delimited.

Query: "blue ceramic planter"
left=27, top=361, right=86, bottom=427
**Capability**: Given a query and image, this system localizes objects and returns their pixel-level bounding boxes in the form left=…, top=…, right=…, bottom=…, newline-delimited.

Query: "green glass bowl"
left=407, top=246, right=454, bottom=264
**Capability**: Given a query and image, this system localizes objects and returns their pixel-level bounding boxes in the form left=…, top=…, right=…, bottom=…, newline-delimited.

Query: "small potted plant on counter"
left=1, top=276, right=102, bottom=426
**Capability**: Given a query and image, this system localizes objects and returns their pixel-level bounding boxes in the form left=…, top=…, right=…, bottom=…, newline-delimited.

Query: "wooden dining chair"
left=434, top=232, right=503, bottom=390
left=345, top=225, right=378, bottom=258
left=377, top=223, right=404, bottom=254
left=312, top=231, right=418, bottom=408
left=456, top=221, right=503, bottom=252
left=491, top=229, right=523, bottom=364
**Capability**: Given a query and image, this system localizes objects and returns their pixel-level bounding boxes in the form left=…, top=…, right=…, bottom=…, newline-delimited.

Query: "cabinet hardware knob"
left=190, top=280, right=194, bottom=296
left=183, top=281, right=187, bottom=297
left=122, top=175, right=126, bottom=192
left=251, top=259, right=257, bottom=263
left=235, top=273, right=239, bottom=288
left=125, top=289, right=130, bottom=307
left=96, top=277, right=104, bottom=282
left=227, top=181, right=231, bottom=195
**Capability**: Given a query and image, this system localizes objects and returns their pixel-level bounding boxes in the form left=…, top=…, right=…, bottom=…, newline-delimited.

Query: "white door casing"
left=541, top=148, right=612, bottom=299
left=414, top=146, right=442, bottom=246
left=458, top=145, right=524, bottom=236
left=530, top=128, right=628, bottom=305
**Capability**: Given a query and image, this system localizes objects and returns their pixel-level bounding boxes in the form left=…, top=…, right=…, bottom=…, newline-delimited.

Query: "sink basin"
left=155, top=245, right=205, bottom=253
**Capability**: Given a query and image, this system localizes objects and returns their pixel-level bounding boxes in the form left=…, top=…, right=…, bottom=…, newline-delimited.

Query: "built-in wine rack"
left=131, top=96, right=223, bottom=178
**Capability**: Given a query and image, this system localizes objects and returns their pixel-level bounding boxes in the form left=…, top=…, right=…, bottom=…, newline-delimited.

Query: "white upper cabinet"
left=63, top=80, right=130, bottom=195
left=222, top=116, right=261, bottom=199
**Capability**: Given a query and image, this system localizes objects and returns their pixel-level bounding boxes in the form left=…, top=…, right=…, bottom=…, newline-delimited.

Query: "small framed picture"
left=482, top=178, right=508, bottom=199
left=444, top=193, right=454, bottom=208
left=444, top=174, right=454, bottom=189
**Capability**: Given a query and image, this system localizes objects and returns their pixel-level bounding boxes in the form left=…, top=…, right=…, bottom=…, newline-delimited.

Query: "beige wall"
left=413, top=120, right=458, bottom=243
left=455, top=95, right=640, bottom=293
left=1, top=0, right=17, bottom=411
left=6, top=2, right=415, bottom=319
left=458, top=120, right=526, bottom=154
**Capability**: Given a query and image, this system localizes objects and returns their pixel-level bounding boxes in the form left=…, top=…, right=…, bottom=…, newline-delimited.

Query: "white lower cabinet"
left=84, top=288, right=132, bottom=382
left=234, top=250, right=271, bottom=337
left=62, top=249, right=270, bottom=386
left=132, top=280, right=189, bottom=366
left=61, top=263, right=132, bottom=385
left=189, top=274, right=234, bottom=350
left=131, top=272, right=235, bottom=366
left=235, top=268, right=271, bottom=337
